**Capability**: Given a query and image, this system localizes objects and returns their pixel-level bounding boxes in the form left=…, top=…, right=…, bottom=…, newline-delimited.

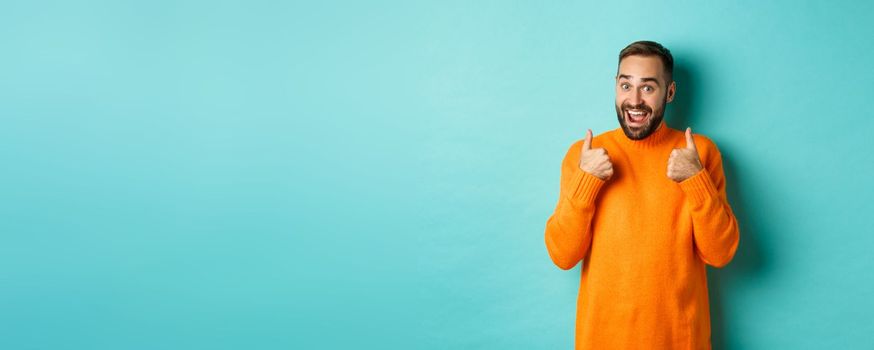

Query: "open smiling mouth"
left=625, top=108, right=650, bottom=127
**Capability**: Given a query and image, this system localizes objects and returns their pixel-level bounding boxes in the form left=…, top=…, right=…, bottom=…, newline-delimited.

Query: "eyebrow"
left=618, top=74, right=661, bottom=85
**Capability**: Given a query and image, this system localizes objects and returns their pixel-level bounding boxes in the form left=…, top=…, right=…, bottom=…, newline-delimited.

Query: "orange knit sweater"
left=544, top=121, right=740, bottom=350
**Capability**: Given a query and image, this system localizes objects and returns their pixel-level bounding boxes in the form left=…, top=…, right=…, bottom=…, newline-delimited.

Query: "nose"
left=629, top=89, right=643, bottom=106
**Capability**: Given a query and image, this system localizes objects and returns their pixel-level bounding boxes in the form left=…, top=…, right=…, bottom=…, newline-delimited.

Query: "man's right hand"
left=578, top=129, right=613, bottom=181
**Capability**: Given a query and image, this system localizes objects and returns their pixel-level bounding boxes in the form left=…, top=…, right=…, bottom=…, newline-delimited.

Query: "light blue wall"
left=1, top=1, right=872, bottom=349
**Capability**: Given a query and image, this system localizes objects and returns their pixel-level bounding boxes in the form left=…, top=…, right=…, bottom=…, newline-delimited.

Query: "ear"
left=666, top=80, right=676, bottom=103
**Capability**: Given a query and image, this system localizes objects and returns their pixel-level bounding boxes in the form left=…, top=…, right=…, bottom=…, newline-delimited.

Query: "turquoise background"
left=2, top=1, right=872, bottom=349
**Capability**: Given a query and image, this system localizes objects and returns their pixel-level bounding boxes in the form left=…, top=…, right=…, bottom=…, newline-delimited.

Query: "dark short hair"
left=618, top=41, right=674, bottom=83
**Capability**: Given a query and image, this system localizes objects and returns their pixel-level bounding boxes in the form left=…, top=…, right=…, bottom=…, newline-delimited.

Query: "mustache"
left=622, top=103, right=651, bottom=113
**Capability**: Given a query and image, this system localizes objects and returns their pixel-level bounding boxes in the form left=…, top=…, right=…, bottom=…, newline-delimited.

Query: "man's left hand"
left=667, top=127, right=704, bottom=182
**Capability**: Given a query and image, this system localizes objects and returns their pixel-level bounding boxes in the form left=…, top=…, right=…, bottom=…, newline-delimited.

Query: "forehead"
left=617, top=55, right=666, bottom=82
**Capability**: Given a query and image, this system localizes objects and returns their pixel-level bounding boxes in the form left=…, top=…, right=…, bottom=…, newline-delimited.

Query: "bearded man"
left=544, top=40, right=740, bottom=350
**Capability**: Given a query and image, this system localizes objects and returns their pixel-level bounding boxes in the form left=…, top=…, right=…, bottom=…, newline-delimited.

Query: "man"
left=544, top=41, right=740, bottom=349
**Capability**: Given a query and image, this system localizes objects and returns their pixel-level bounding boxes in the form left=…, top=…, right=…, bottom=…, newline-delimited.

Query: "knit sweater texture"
left=544, top=120, right=740, bottom=350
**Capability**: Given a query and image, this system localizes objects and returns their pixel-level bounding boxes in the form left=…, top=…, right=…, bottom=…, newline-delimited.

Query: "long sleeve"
left=544, top=142, right=606, bottom=270
left=678, top=147, right=740, bottom=268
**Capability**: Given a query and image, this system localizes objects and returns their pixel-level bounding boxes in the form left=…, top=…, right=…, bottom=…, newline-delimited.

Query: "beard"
left=615, top=95, right=667, bottom=140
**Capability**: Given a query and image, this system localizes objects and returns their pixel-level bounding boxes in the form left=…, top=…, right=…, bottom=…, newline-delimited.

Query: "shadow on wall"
left=670, top=58, right=771, bottom=350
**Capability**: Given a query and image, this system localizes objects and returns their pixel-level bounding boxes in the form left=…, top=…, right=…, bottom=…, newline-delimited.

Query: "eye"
left=642, top=85, right=654, bottom=92
left=620, top=83, right=630, bottom=90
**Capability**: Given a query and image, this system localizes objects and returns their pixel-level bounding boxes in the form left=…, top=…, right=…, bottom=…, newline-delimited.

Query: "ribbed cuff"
left=563, top=168, right=606, bottom=206
left=678, top=168, right=717, bottom=206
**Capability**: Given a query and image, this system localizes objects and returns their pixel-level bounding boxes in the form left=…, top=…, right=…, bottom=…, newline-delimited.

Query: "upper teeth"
left=629, top=110, right=646, bottom=116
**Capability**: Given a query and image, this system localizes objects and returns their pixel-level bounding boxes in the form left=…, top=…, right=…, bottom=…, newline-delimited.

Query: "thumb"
left=685, top=127, right=697, bottom=151
left=582, top=129, right=593, bottom=151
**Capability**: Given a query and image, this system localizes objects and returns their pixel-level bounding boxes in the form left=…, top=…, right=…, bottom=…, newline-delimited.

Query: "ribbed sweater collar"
left=614, top=120, right=673, bottom=149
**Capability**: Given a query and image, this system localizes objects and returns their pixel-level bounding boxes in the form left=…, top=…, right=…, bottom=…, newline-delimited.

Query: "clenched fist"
left=667, top=127, right=704, bottom=182
left=579, top=129, right=614, bottom=181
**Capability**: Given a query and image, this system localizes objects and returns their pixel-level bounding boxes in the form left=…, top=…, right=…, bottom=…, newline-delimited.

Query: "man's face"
left=615, top=55, right=676, bottom=140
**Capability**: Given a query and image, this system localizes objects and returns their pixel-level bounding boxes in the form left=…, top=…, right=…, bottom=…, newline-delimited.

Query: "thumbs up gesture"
left=579, top=129, right=614, bottom=181
left=667, top=127, right=704, bottom=182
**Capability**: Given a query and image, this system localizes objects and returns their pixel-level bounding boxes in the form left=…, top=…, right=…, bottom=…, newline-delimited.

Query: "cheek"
left=646, top=95, right=664, bottom=108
